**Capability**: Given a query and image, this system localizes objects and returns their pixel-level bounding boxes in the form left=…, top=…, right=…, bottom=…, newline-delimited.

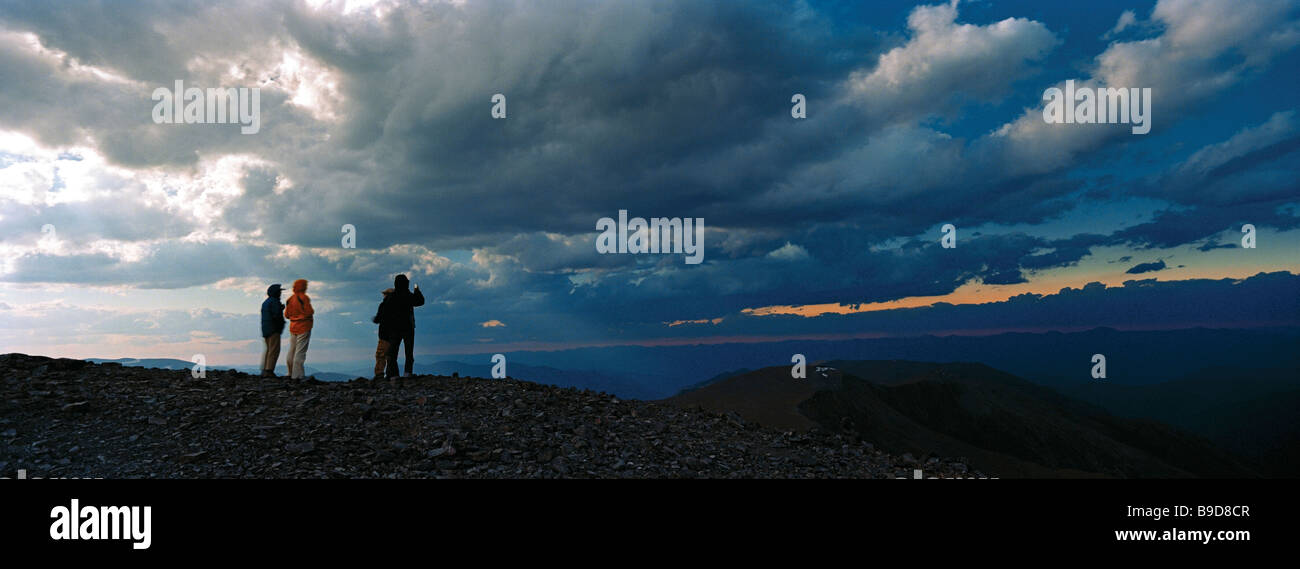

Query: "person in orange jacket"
left=283, top=278, right=314, bottom=379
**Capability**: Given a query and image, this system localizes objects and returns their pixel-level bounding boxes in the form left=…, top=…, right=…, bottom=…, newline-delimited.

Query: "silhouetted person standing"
left=259, top=283, right=285, bottom=377
left=372, top=288, right=398, bottom=380
left=384, top=274, right=424, bottom=377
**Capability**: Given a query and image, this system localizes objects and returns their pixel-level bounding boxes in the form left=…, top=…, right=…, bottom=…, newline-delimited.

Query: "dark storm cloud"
left=543, top=230, right=1081, bottom=322
left=0, top=196, right=194, bottom=245
left=218, top=0, right=887, bottom=250
left=5, top=1, right=1296, bottom=254
left=1109, top=203, right=1300, bottom=251
left=1020, top=233, right=1108, bottom=271
left=1125, top=259, right=1166, bottom=274
left=2, top=0, right=1299, bottom=351
left=3, top=240, right=464, bottom=290
left=0, top=0, right=326, bottom=169
left=0, top=0, right=284, bottom=83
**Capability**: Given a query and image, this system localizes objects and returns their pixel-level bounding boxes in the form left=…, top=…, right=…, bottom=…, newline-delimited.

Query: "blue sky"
left=0, top=0, right=1297, bottom=365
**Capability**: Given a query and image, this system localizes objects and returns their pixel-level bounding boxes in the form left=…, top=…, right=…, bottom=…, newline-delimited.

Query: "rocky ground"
left=0, top=354, right=981, bottom=479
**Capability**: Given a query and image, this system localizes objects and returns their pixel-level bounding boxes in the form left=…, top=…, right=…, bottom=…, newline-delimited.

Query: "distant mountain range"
left=667, top=360, right=1262, bottom=478
left=82, top=357, right=667, bottom=399
left=85, top=358, right=356, bottom=382
left=93, top=327, right=1299, bottom=399
left=439, top=326, right=1300, bottom=397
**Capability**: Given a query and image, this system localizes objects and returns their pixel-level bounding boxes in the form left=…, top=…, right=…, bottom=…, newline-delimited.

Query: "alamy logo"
left=596, top=210, right=704, bottom=265
left=49, top=499, right=152, bottom=550
left=1043, top=80, right=1151, bottom=134
left=152, top=80, right=260, bottom=134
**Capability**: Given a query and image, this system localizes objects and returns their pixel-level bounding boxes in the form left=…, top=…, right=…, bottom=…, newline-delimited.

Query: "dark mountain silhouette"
left=666, top=360, right=1259, bottom=478
left=1057, top=365, right=1300, bottom=476
left=1201, top=390, right=1300, bottom=476
left=675, top=368, right=753, bottom=396
left=669, top=366, right=827, bottom=431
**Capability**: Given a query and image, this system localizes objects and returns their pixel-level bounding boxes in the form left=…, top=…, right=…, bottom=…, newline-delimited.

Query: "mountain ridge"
left=1, top=353, right=981, bottom=479
left=666, top=360, right=1260, bottom=478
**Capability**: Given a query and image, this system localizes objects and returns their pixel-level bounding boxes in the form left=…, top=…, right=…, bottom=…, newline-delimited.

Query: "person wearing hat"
left=259, top=283, right=286, bottom=377
left=283, top=278, right=315, bottom=379
left=372, top=288, right=397, bottom=379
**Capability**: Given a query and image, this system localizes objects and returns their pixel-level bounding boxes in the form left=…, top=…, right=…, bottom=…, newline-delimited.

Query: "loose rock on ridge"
left=0, top=354, right=981, bottom=479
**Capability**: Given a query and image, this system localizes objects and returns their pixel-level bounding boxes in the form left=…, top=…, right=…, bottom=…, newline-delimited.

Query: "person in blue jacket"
left=260, top=283, right=286, bottom=377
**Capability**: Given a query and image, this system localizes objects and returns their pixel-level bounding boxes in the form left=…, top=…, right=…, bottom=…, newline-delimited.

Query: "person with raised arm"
left=382, top=274, right=424, bottom=378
